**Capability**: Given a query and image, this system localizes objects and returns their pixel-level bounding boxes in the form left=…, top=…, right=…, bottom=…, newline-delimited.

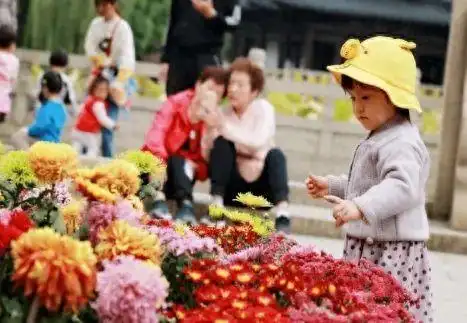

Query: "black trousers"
left=166, top=52, right=220, bottom=96
left=163, top=155, right=195, bottom=206
left=209, top=137, right=289, bottom=207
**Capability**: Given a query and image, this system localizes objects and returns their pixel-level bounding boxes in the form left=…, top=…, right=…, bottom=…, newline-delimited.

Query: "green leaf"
left=1, top=317, right=23, bottom=323
left=0, top=297, right=23, bottom=319
left=39, top=313, right=71, bottom=323
left=51, top=212, right=66, bottom=234
left=31, top=209, right=48, bottom=224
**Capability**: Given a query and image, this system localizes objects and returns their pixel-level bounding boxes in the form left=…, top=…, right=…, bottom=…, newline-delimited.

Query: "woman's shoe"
left=150, top=200, right=172, bottom=220
left=275, top=215, right=291, bottom=234
left=175, top=200, right=197, bottom=225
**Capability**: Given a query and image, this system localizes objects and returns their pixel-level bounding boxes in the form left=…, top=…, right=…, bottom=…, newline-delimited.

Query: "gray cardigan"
left=327, top=115, right=430, bottom=241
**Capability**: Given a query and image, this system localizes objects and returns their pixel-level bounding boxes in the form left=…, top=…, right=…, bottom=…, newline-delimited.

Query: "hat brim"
left=327, top=64, right=422, bottom=113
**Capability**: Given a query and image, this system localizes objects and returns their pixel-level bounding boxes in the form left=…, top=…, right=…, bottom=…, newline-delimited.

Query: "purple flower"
left=53, top=181, right=72, bottom=206
left=93, top=256, right=169, bottom=323
left=222, top=246, right=263, bottom=264
left=0, top=209, right=11, bottom=225
left=114, top=200, right=143, bottom=226
left=86, top=202, right=117, bottom=244
left=146, top=226, right=222, bottom=256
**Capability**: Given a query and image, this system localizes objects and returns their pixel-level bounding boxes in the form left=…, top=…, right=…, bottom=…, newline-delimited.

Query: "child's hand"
left=306, top=174, right=329, bottom=198
left=324, top=195, right=363, bottom=227
left=113, top=124, right=120, bottom=131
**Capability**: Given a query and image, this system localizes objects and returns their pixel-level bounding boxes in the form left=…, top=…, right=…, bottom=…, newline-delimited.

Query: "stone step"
left=190, top=192, right=467, bottom=256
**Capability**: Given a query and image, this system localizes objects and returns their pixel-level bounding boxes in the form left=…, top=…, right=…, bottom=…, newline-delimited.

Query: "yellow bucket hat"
left=327, top=36, right=421, bottom=113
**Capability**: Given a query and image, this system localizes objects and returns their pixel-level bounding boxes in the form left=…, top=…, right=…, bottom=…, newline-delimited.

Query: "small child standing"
left=34, top=49, right=78, bottom=116
left=11, top=71, right=67, bottom=149
left=0, top=24, right=19, bottom=123
left=307, top=37, right=433, bottom=322
left=72, top=76, right=117, bottom=157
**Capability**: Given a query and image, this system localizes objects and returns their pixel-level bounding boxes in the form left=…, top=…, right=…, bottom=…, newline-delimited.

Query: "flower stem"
left=27, top=295, right=40, bottom=323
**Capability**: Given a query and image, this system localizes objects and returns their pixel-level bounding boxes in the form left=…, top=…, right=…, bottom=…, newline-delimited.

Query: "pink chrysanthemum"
left=93, top=256, right=169, bottom=323
left=86, top=200, right=143, bottom=244
left=147, top=225, right=222, bottom=256
left=0, top=209, right=11, bottom=225
left=86, top=202, right=117, bottom=244
left=114, top=200, right=143, bottom=226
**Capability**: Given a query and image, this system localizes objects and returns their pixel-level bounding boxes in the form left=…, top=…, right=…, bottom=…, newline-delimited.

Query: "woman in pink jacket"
left=142, top=67, right=227, bottom=224
left=203, top=58, right=290, bottom=232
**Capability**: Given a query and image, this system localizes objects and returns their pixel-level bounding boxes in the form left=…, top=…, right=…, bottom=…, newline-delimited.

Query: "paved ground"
left=292, top=235, right=467, bottom=323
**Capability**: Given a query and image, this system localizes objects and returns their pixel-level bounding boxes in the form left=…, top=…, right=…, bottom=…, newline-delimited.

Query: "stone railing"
left=2, top=49, right=443, bottom=199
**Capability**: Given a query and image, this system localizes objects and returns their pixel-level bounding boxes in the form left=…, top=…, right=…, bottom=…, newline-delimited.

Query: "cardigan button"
left=365, top=237, right=374, bottom=245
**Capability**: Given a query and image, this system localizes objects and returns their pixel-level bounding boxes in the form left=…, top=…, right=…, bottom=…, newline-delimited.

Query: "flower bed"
left=0, top=142, right=416, bottom=322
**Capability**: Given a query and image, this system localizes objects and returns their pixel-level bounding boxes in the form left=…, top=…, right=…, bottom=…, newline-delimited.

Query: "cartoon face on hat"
left=327, top=36, right=421, bottom=113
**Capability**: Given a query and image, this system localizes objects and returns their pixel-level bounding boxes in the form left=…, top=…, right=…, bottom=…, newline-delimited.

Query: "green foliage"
left=161, top=253, right=197, bottom=308
left=20, top=0, right=170, bottom=58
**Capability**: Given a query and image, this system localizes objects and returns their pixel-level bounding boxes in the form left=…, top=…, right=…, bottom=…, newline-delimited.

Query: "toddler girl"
left=0, top=24, right=19, bottom=123
left=72, top=76, right=117, bottom=157
left=307, top=36, right=433, bottom=322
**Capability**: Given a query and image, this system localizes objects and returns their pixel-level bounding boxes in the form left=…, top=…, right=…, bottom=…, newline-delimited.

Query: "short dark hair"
left=0, top=24, right=17, bottom=49
left=198, top=66, right=228, bottom=86
left=41, top=71, right=63, bottom=94
left=95, top=0, right=117, bottom=6
left=49, top=49, right=69, bottom=67
left=89, top=76, right=110, bottom=95
left=341, top=75, right=411, bottom=121
left=229, top=57, right=265, bottom=93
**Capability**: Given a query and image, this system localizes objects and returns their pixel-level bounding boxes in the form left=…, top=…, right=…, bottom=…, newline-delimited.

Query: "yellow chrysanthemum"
left=60, top=200, right=85, bottom=235
left=0, top=151, right=37, bottom=186
left=208, top=204, right=225, bottom=219
left=127, top=195, right=144, bottom=212
left=119, top=150, right=166, bottom=181
left=216, top=208, right=274, bottom=237
left=233, top=192, right=272, bottom=208
left=95, top=220, right=162, bottom=265
left=11, top=228, right=97, bottom=313
left=74, top=177, right=117, bottom=204
left=28, top=142, right=78, bottom=183
left=174, top=222, right=189, bottom=236
left=93, top=160, right=140, bottom=197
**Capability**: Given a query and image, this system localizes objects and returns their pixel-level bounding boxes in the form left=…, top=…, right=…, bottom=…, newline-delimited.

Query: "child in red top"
left=72, top=76, right=117, bottom=157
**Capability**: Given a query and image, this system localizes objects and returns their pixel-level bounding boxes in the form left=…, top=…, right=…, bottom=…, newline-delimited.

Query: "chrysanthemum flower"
left=126, top=195, right=144, bottom=212
left=0, top=210, right=34, bottom=255
left=11, top=228, right=97, bottom=313
left=28, top=142, right=78, bottom=184
left=95, top=220, right=162, bottom=265
left=0, top=151, right=37, bottom=186
left=86, top=202, right=117, bottom=244
left=93, top=256, right=169, bottom=323
left=74, top=177, right=117, bottom=204
left=60, top=200, right=84, bottom=235
left=93, top=160, right=140, bottom=197
left=233, top=192, right=272, bottom=208
left=118, top=150, right=166, bottom=182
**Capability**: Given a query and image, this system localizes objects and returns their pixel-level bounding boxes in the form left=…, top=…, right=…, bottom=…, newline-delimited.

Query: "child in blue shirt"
left=11, top=71, right=67, bottom=149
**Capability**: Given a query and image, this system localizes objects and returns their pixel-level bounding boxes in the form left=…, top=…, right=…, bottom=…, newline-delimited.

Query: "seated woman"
left=142, top=66, right=228, bottom=224
left=203, top=57, right=291, bottom=232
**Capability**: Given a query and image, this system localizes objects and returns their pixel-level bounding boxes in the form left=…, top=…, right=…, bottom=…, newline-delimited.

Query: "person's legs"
left=254, top=148, right=291, bottom=232
left=166, top=54, right=199, bottom=96
left=209, top=137, right=238, bottom=203
left=154, top=155, right=197, bottom=224
left=101, top=101, right=119, bottom=158
left=11, top=127, right=35, bottom=150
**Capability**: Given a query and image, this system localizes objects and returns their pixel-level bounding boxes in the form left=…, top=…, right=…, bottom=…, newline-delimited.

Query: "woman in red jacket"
left=142, top=66, right=227, bottom=224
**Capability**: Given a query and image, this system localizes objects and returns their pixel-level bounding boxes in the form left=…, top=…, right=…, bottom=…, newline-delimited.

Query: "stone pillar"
left=433, top=0, right=467, bottom=226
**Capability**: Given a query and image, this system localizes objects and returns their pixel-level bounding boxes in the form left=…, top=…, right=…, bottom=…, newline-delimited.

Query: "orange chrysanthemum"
left=74, top=177, right=117, bottom=204
left=28, top=142, right=78, bottom=183
left=10, top=228, right=97, bottom=313
left=95, top=220, right=162, bottom=265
